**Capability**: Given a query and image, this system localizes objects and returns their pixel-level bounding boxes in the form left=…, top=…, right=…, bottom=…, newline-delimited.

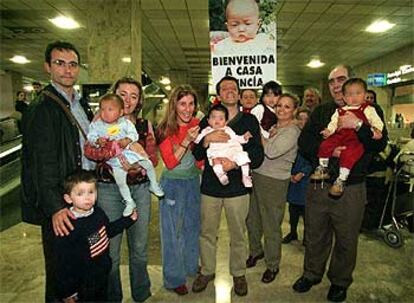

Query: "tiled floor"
left=1, top=199, right=413, bottom=303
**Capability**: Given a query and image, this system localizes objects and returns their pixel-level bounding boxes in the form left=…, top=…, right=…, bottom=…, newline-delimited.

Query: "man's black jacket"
left=21, top=84, right=93, bottom=225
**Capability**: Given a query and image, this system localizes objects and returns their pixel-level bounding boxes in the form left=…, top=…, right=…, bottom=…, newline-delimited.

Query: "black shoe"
left=292, top=276, right=321, bottom=293
left=233, top=275, right=248, bottom=296
left=327, top=284, right=347, bottom=302
left=282, top=233, right=298, bottom=244
left=246, top=252, right=264, bottom=268
left=261, top=268, right=279, bottom=283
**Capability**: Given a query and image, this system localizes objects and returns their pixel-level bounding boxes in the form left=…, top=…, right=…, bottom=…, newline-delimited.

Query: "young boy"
left=311, top=78, right=384, bottom=196
left=213, top=0, right=274, bottom=55
left=87, top=93, right=163, bottom=216
left=194, top=104, right=252, bottom=187
left=54, top=170, right=137, bottom=302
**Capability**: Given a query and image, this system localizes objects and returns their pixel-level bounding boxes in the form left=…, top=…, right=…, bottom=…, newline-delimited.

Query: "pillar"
left=86, top=0, right=142, bottom=84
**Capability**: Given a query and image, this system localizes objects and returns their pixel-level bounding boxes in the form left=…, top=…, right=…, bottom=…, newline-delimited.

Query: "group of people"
left=20, top=39, right=387, bottom=303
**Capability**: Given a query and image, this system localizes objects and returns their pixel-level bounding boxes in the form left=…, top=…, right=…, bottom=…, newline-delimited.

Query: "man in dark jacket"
left=292, top=65, right=387, bottom=302
left=192, top=76, right=264, bottom=297
left=21, top=41, right=94, bottom=302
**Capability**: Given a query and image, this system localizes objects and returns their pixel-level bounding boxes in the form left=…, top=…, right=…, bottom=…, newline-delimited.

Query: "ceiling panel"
left=0, top=0, right=412, bottom=89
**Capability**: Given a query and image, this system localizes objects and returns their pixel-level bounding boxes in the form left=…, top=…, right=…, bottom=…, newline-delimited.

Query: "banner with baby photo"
left=209, top=0, right=277, bottom=90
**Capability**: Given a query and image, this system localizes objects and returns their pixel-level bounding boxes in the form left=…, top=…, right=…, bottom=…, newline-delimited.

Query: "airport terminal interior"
left=1, top=0, right=414, bottom=302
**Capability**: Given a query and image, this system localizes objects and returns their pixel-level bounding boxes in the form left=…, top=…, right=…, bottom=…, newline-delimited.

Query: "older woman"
left=246, top=93, right=301, bottom=283
left=86, top=77, right=155, bottom=302
left=156, top=85, right=202, bottom=295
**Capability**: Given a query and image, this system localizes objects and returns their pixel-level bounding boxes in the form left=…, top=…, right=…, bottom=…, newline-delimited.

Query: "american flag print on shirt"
left=87, top=225, right=109, bottom=258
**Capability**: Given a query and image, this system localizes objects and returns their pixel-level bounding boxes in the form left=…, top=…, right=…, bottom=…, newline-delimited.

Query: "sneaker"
left=123, top=201, right=136, bottom=217
left=282, top=233, right=298, bottom=244
left=192, top=273, right=215, bottom=293
left=242, top=175, right=252, bottom=187
left=292, top=276, right=321, bottom=293
left=218, top=173, right=229, bottom=185
left=310, top=166, right=330, bottom=180
left=149, top=183, right=164, bottom=197
left=329, top=179, right=345, bottom=197
left=233, top=276, right=248, bottom=296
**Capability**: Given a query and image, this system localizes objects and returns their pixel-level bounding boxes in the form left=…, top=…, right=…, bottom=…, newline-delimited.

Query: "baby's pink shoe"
left=242, top=176, right=252, bottom=188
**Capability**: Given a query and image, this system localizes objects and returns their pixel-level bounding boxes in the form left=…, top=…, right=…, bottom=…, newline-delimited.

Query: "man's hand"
left=320, top=128, right=332, bottom=139
left=372, top=128, right=383, bottom=140
left=332, top=146, right=346, bottom=158
left=216, top=157, right=237, bottom=172
left=338, top=112, right=359, bottom=130
left=203, top=129, right=230, bottom=148
left=130, top=209, right=139, bottom=221
left=243, top=131, right=252, bottom=141
left=52, top=208, right=76, bottom=237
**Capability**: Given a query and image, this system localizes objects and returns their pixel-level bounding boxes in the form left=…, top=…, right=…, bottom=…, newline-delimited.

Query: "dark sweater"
left=193, top=112, right=264, bottom=197
left=54, top=207, right=134, bottom=301
left=298, top=101, right=387, bottom=184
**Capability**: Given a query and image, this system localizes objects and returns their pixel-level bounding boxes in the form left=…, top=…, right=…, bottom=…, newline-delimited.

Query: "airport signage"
left=386, top=65, right=414, bottom=85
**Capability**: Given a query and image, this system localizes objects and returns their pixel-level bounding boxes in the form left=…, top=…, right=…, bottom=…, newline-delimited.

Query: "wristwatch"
left=355, top=119, right=363, bottom=131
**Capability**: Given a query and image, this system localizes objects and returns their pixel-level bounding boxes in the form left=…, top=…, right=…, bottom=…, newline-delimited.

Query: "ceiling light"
left=122, top=57, right=131, bottom=63
left=165, top=85, right=171, bottom=91
left=10, top=55, right=30, bottom=64
left=306, top=59, right=324, bottom=68
left=49, top=16, right=80, bottom=29
left=23, top=85, right=33, bottom=91
left=365, top=20, right=395, bottom=33
left=160, top=77, right=171, bottom=85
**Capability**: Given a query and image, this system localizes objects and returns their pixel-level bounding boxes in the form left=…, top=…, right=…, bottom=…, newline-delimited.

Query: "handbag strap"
left=42, top=90, right=88, bottom=140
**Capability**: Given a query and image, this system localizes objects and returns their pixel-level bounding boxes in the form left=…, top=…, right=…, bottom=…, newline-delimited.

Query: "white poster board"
left=209, top=0, right=277, bottom=89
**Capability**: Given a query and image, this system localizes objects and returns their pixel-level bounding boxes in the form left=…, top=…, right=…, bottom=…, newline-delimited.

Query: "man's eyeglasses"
left=51, top=59, right=79, bottom=69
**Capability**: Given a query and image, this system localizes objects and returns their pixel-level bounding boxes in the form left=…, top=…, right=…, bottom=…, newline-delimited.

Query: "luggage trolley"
left=378, top=151, right=414, bottom=248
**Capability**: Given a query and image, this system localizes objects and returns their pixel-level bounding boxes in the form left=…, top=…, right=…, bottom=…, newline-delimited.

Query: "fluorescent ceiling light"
left=307, top=59, right=324, bottom=68
left=122, top=57, right=131, bottom=63
left=365, top=20, right=395, bottom=33
left=160, top=77, right=171, bottom=85
left=10, top=55, right=30, bottom=64
left=49, top=16, right=80, bottom=29
left=23, top=85, right=33, bottom=91
left=165, top=85, right=171, bottom=91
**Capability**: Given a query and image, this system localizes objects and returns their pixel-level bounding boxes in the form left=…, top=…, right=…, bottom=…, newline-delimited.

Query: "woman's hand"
left=117, top=138, right=132, bottom=149
left=268, top=125, right=278, bottom=138
left=203, top=129, right=230, bottom=148
left=118, top=154, right=143, bottom=173
left=182, top=125, right=200, bottom=147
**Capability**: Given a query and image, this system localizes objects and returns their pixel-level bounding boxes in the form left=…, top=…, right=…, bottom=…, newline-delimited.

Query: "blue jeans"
left=97, top=182, right=152, bottom=302
left=159, top=176, right=201, bottom=289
